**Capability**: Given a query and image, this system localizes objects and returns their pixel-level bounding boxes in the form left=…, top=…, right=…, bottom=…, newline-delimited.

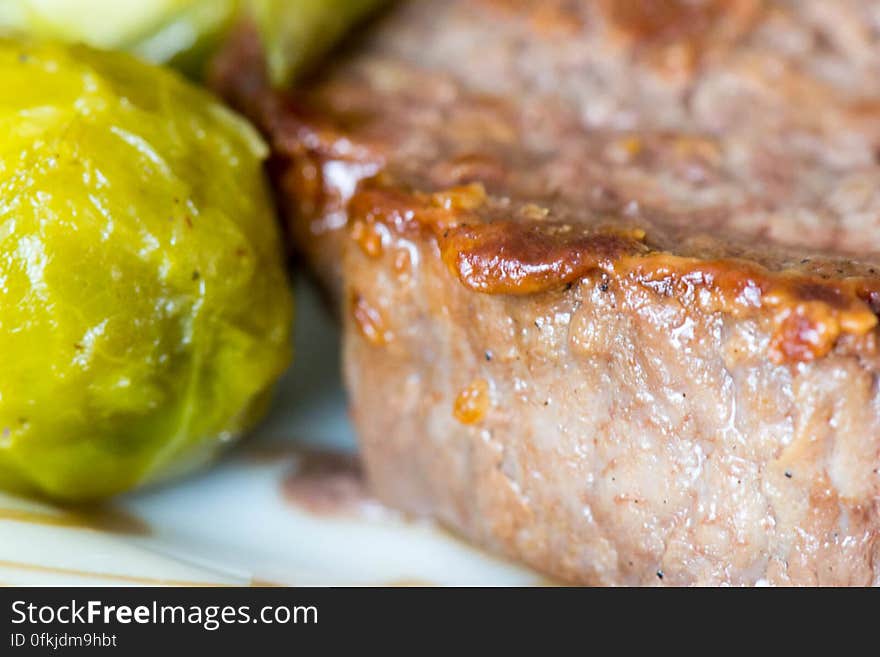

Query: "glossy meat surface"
left=215, top=0, right=880, bottom=584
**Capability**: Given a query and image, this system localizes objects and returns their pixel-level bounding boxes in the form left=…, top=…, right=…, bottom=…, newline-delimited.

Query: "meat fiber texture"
left=213, top=0, right=880, bottom=585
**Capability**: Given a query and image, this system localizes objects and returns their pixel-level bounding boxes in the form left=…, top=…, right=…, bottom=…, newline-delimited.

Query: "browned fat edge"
left=347, top=180, right=880, bottom=364
left=236, top=75, right=879, bottom=366
left=616, top=256, right=879, bottom=363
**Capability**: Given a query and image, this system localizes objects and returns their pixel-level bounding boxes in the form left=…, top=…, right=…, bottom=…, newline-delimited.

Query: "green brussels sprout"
left=0, top=0, right=388, bottom=83
left=250, top=0, right=385, bottom=86
left=0, top=38, right=293, bottom=501
left=0, top=0, right=239, bottom=74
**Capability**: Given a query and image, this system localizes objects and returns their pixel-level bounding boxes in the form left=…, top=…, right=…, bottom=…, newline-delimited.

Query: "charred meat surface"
left=214, top=0, right=880, bottom=585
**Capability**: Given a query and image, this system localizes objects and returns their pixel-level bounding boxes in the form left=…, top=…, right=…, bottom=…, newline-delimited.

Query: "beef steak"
left=214, top=0, right=880, bottom=585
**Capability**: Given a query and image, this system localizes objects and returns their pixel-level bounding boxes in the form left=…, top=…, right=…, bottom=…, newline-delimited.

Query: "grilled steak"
left=215, top=0, right=880, bottom=585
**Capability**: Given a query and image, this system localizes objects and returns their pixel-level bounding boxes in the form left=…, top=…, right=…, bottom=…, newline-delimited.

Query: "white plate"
left=0, top=277, right=542, bottom=586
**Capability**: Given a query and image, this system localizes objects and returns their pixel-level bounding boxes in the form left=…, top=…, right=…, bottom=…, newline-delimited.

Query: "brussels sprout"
left=0, top=38, right=293, bottom=501
left=0, top=0, right=387, bottom=83
left=250, top=0, right=385, bottom=86
left=0, top=0, right=239, bottom=73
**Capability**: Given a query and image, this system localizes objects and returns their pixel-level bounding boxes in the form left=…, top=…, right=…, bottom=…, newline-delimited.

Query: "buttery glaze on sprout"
left=0, top=38, right=293, bottom=501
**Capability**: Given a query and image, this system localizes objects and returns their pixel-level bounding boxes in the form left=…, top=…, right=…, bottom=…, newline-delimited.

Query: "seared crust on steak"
left=214, top=0, right=880, bottom=584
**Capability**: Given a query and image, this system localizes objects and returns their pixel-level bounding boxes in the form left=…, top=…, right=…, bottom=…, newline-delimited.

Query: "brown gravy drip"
left=252, top=444, right=389, bottom=519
